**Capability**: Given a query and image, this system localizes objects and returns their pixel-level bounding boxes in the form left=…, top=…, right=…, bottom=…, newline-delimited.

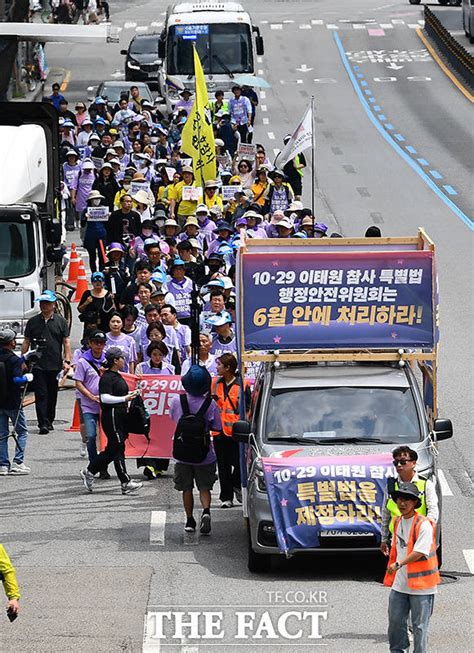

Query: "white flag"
left=275, top=103, right=313, bottom=168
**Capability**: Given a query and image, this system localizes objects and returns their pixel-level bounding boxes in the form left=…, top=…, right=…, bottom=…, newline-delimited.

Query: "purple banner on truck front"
left=262, top=453, right=394, bottom=554
left=241, top=251, right=434, bottom=350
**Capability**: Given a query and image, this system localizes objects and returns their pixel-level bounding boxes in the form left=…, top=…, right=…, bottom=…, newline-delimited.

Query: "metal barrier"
left=424, top=6, right=474, bottom=91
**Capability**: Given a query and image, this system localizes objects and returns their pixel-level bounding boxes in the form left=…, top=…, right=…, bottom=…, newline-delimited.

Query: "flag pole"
left=311, top=95, right=315, bottom=234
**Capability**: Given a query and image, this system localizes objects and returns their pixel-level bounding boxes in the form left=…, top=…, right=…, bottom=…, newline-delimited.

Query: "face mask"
left=90, top=199, right=101, bottom=207
left=123, top=183, right=130, bottom=190
left=151, top=137, right=159, bottom=144
left=142, top=229, right=153, bottom=237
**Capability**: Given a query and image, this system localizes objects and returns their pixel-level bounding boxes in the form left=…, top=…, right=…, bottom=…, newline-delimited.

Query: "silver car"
left=463, top=0, right=474, bottom=43
left=234, top=362, right=453, bottom=573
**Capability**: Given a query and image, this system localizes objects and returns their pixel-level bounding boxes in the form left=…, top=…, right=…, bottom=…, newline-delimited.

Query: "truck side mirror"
left=120, top=49, right=128, bottom=55
left=233, top=420, right=251, bottom=444
left=433, top=418, right=453, bottom=441
left=45, top=219, right=61, bottom=246
left=256, top=36, right=264, bottom=56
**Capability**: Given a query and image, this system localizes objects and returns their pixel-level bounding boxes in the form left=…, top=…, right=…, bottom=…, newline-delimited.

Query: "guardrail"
left=424, top=6, right=474, bottom=91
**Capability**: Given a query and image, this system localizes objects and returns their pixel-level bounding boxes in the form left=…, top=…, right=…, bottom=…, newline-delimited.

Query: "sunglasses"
left=393, top=459, right=413, bottom=467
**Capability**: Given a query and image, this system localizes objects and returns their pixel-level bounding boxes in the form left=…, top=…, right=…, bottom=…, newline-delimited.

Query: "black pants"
left=214, top=434, right=241, bottom=502
left=89, top=409, right=130, bottom=484
left=236, top=123, right=249, bottom=144
left=33, top=369, right=60, bottom=429
left=84, top=241, right=105, bottom=273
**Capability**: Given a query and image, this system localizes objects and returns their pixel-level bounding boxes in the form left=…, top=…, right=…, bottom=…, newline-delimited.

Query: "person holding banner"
left=80, top=347, right=142, bottom=495
left=82, top=190, right=108, bottom=273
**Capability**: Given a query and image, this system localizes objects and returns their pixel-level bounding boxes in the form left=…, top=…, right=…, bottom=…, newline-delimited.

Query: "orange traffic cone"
left=67, top=243, right=80, bottom=284
left=66, top=399, right=81, bottom=432
left=73, top=259, right=88, bottom=303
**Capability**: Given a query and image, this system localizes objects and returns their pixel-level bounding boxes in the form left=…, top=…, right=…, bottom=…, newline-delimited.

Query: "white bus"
left=157, top=1, right=264, bottom=111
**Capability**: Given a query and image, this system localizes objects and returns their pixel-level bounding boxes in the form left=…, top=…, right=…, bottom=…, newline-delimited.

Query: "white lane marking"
left=257, top=69, right=264, bottom=75
left=261, top=104, right=267, bottom=112
left=257, top=56, right=263, bottom=64
left=124, top=21, right=137, bottom=29
left=110, top=70, right=124, bottom=78
left=408, top=24, right=419, bottom=29
left=267, top=132, right=275, bottom=140
left=150, top=510, right=166, bottom=545
left=380, top=23, right=394, bottom=29
left=296, top=64, right=313, bottom=72
left=142, top=613, right=159, bottom=652
left=151, top=21, right=162, bottom=27
left=463, top=550, right=474, bottom=574
left=418, top=20, right=425, bottom=25
left=311, top=19, right=324, bottom=25
left=283, top=20, right=294, bottom=24
left=87, top=85, right=94, bottom=91
left=438, top=470, right=453, bottom=497
left=300, top=24, right=312, bottom=30
left=270, top=23, right=283, bottom=30
left=260, top=90, right=266, bottom=99
left=353, top=24, right=366, bottom=30
left=136, top=25, right=148, bottom=32
left=392, top=19, right=405, bottom=25
left=296, top=79, right=303, bottom=84
left=262, top=117, right=269, bottom=125
left=407, top=76, right=432, bottom=81
left=260, top=20, right=268, bottom=24
left=327, top=24, right=339, bottom=30
left=273, top=148, right=280, bottom=157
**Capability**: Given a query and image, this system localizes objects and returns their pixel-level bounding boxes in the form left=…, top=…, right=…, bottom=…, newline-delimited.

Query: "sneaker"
left=200, top=512, right=211, bottom=536
left=99, top=470, right=111, bottom=480
left=80, top=468, right=94, bottom=492
left=234, top=488, right=242, bottom=504
left=10, top=462, right=31, bottom=475
left=143, top=466, right=157, bottom=480
left=121, top=480, right=142, bottom=494
left=46, top=421, right=54, bottom=431
left=38, top=427, right=49, bottom=435
left=185, top=516, right=197, bottom=532
left=220, top=500, right=233, bottom=509
left=0, top=466, right=9, bottom=476
left=80, top=443, right=87, bottom=458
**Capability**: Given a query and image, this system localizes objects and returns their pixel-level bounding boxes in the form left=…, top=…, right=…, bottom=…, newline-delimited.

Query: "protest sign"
left=222, top=185, right=241, bottom=202
left=182, top=186, right=203, bottom=202
left=91, top=156, right=104, bottom=170
left=237, top=143, right=257, bottom=160
left=240, top=250, right=434, bottom=350
left=86, top=206, right=109, bottom=222
left=262, top=453, right=394, bottom=554
left=130, top=180, right=151, bottom=196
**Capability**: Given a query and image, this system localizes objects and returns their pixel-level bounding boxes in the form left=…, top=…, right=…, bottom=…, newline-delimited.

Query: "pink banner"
left=99, top=374, right=183, bottom=459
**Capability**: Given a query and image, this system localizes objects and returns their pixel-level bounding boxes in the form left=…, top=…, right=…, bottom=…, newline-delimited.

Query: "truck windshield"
left=0, top=219, right=36, bottom=278
left=265, top=387, right=421, bottom=444
left=167, top=23, right=253, bottom=76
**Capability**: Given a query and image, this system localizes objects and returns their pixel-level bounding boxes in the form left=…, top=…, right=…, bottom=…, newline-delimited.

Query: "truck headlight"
left=127, top=61, right=141, bottom=70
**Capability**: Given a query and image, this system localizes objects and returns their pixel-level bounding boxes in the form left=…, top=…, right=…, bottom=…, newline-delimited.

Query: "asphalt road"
left=1, top=1, right=473, bottom=651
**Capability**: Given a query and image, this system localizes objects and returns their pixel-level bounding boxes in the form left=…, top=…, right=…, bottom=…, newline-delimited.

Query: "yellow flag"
left=181, top=46, right=217, bottom=186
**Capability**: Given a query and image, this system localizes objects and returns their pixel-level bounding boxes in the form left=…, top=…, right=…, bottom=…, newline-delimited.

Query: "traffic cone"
left=67, top=243, right=80, bottom=284
left=65, top=400, right=81, bottom=432
left=73, top=259, right=88, bottom=303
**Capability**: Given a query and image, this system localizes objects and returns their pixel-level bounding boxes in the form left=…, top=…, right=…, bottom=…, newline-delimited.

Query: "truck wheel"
left=438, top=0, right=449, bottom=5
left=409, top=0, right=421, bottom=5
left=247, top=529, right=271, bottom=573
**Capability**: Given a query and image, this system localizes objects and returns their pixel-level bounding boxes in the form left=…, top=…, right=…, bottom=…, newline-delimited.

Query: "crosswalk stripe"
left=438, top=469, right=453, bottom=496
left=463, top=550, right=474, bottom=574
left=150, top=510, right=166, bottom=545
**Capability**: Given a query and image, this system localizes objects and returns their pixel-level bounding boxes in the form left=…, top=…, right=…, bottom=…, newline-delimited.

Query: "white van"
left=157, top=1, right=264, bottom=112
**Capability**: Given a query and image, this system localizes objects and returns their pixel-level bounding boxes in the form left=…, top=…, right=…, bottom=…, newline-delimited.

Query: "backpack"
left=125, top=394, right=151, bottom=440
left=0, top=352, right=17, bottom=408
left=172, top=394, right=212, bottom=463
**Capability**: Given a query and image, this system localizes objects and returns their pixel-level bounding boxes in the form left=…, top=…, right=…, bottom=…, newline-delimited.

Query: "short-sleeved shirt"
left=24, top=312, right=69, bottom=371
left=73, top=354, right=104, bottom=414
left=392, top=516, right=437, bottom=596
left=105, top=333, right=137, bottom=372
left=170, top=393, right=222, bottom=465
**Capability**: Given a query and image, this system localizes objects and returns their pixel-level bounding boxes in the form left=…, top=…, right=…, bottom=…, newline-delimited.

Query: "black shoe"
left=143, top=466, right=156, bottom=480
left=99, top=470, right=111, bottom=480
left=46, top=422, right=54, bottom=431
left=200, top=512, right=211, bottom=536
left=38, top=427, right=49, bottom=435
left=185, top=516, right=196, bottom=533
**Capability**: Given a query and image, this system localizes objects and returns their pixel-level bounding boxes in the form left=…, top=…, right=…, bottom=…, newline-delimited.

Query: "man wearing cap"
left=22, top=293, right=71, bottom=434
left=0, top=330, right=33, bottom=475
left=263, top=169, right=294, bottom=216
left=175, top=89, right=194, bottom=116
left=167, top=259, right=193, bottom=326
left=229, top=85, right=252, bottom=144
left=231, top=188, right=253, bottom=224
left=384, top=482, right=440, bottom=653
left=195, top=204, right=217, bottom=246
left=176, top=241, right=204, bottom=283
left=73, top=330, right=107, bottom=466
left=170, top=365, right=222, bottom=534
left=206, top=311, right=236, bottom=358
left=204, top=180, right=224, bottom=212
left=169, top=166, right=201, bottom=227
left=206, top=221, right=234, bottom=257
left=281, top=135, right=306, bottom=201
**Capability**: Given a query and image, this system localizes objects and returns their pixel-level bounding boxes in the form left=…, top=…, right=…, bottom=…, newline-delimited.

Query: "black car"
left=121, top=34, right=161, bottom=86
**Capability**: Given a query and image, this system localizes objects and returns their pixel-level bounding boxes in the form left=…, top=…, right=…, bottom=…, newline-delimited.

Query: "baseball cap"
left=391, top=482, right=422, bottom=508
left=36, top=291, right=57, bottom=302
left=0, top=328, right=17, bottom=345
left=205, top=311, right=232, bottom=327
left=88, top=330, right=107, bottom=341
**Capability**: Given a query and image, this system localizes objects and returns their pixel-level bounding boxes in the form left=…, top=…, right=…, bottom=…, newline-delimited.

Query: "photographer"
left=77, top=271, right=115, bottom=334
left=22, top=292, right=71, bottom=435
left=80, top=347, right=142, bottom=495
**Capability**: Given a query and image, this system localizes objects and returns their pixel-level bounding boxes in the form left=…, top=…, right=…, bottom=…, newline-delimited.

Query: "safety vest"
left=383, top=513, right=440, bottom=590
left=211, top=377, right=247, bottom=437
left=386, top=477, right=427, bottom=535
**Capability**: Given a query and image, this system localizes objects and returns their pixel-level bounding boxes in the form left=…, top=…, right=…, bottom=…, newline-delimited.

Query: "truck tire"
left=247, top=528, right=271, bottom=573
left=409, top=0, right=421, bottom=5
left=438, top=1, right=449, bottom=5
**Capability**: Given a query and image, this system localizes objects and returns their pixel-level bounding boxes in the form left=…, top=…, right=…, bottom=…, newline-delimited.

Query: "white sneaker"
left=220, top=500, right=233, bottom=509
left=121, top=480, right=142, bottom=495
left=80, top=443, right=87, bottom=458
left=0, top=466, right=9, bottom=476
left=80, top=468, right=94, bottom=492
left=10, top=462, right=31, bottom=475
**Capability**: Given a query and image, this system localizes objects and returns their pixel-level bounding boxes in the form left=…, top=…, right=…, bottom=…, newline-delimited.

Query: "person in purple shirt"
left=136, top=342, right=174, bottom=376
left=170, top=365, right=222, bottom=535
left=206, top=311, right=237, bottom=358
left=166, top=258, right=193, bottom=325
left=206, top=221, right=234, bottom=256
left=73, top=330, right=107, bottom=468
left=174, top=89, right=194, bottom=116
left=195, top=204, right=217, bottom=246
left=73, top=159, right=96, bottom=215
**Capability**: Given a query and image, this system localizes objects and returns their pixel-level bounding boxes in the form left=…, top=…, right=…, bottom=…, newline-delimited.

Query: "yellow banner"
left=180, top=46, right=217, bottom=186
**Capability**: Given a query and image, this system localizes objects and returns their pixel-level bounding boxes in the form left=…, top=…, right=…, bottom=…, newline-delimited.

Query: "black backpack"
left=0, top=352, right=17, bottom=408
left=125, top=394, right=151, bottom=440
left=173, top=394, right=212, bottom=463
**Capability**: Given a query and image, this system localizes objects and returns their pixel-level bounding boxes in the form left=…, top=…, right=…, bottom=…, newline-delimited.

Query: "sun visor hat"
left=205, top=311, right=232, bottom=327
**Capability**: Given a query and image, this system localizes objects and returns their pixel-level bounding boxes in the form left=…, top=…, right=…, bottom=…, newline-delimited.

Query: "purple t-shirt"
left=105, top=333, right=137, bottom=372
left=73, top=355, right=103, bottom=414
left=136, top=361, right=174, bottom=375
left=170, top=393, right=222, bottom=465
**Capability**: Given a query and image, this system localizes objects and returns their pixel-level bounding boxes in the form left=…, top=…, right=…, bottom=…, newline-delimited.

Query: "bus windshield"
left=0, top=218, right=36, bottom=278
left=167, top=23, right=253, bottom=76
